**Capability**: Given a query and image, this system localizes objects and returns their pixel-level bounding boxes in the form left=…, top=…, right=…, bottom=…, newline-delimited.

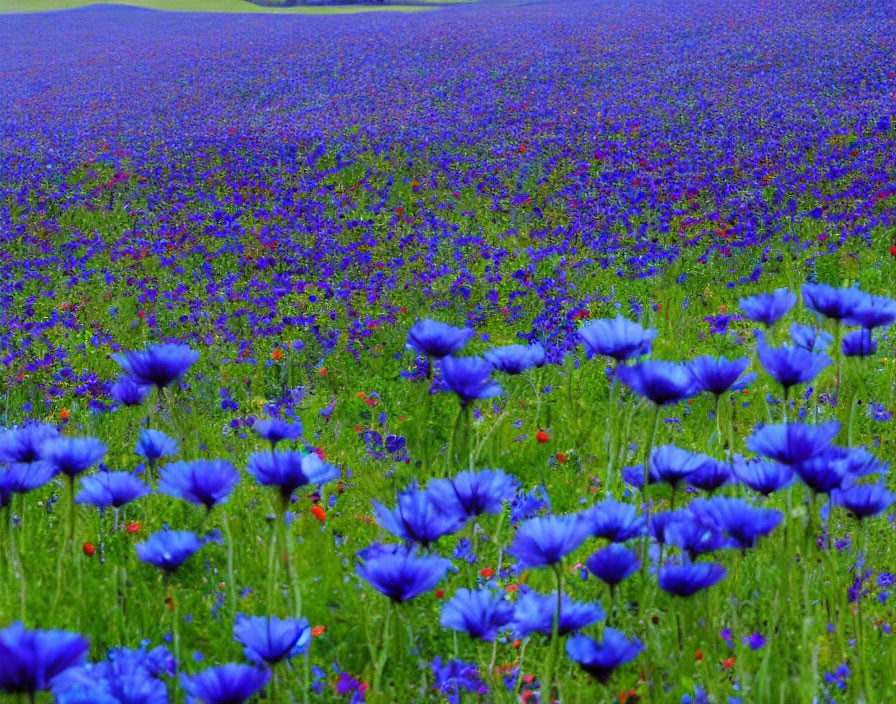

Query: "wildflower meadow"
left=1, top=0, right=895, bottom=703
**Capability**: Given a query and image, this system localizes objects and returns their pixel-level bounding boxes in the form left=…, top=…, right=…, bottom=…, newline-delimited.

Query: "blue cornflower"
left=845, top=295, right=896, bottom=329
left=440, top=356, right=503, bottom=405
left=789, top=323, right=833, bottom=352
left=738, top=288, right=796, bottom=327
left=356, top=545, right=452, bottom=602
left=658, top=563, right=727, bottom=596
left=180, top=664, right=270, bottom=704
left=757, top=343, right=831, bottom=391
left=581, top=499, right=645, bottom=542
left=842, top=329, right=878, bottom=357
left=440, top=588, right=515, bottom=641
left=41, top=437, right=107, bottom=479
left=158, top=460, right=239, bottom=512
left=52, top=645, right=171, bottom=704
left=585, top=544, right=639, bottom=586
left=578, top=316, right=657, bottom=362
left=113, top=343, right=199, bottom=389
left=484, top=343, right=546, bottom=374
left=407, top=319, right=475, bottom=359
left=427, top=470, right=517, bottom=520
left=507, top=514, right=590, bottom=569
left=246, top=450, right=339, bottom=505
left=511, top=589, right=604, bottom=638
left=0, top=423, right=58, bottom=464
left=233, top=614, right=311, bottom=664
left=833, top=484, right=896, bottom=520
left=373, top=486, right=466, bottom=547
left=0, top=461, right=56, bottom=509
left=618, top=361, right=697, bottom=405
left=746, top=422, right=840, bottom=465
left=802, top=283, right=865, bottom=322
left=252, top=418, right=303, bottom=449
left=688, top=458, right=732, bottom=493
left=566, top=629, right=643, bottom=683
left=136, top=530, right=202, bottom=572
left=794, top=450, right=856, bottom=495
left=0, top=621, right=89, bottom=694
left=731, top=456, right=794, bottom=496
left=134, top=429, right=178, bottom=465
left=689, top=356, right=755, bottom=397
left=664, top=512, right=727, bottom=560
left=689, top=497, right=782, bottom=549
left=76, top=471, right=150, bottom=509
left=649, top=445, right=710, bottom=490
left=110, top=376, right=151, bottom=406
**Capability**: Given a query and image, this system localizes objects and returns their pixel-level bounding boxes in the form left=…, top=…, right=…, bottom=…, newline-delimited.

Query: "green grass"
left=0, top=0, right=441, bottom=14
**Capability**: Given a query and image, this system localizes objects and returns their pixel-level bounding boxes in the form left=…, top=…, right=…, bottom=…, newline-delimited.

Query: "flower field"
left=1, top=0, right=895, bottom=702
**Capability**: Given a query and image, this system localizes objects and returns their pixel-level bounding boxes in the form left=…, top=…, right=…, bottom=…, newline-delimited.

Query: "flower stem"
left=541, top=565, right=564, bottom=702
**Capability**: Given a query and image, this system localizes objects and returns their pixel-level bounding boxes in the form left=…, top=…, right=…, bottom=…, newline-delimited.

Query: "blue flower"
left=233, top=614, right=311, bottom=664
left=794, top=450, right=857, bottom=494
left=688, top=458, right=732, bottom=493
left=757, top=343, right=831, bottom=391
left=440, top=356, right=503, bottom=405
left=618, top=361, right=697, bottom=405
left=441, top=588, right=515, bottom=641
left=689, top=355, right=755, bottom=396
left=585, top=544, right=639, bottom=586
left=407, top=319, right=475, bottom=359
left=664, top=512, right=727, bottom=560
left=731, top=456, right=793, bottom=496
left=842, top=329, right=878, bottom=357
left=484, top=343, right=546, bottom=374
left=76, top=471, right=150, bottom=509
left=649, top=445, right=710, bottom=489
left=158, top=460, right=239, bottom=511
left=802, top=283, right=865, bottom=322
left=658, top=563, right=727, bottom=596
left=578, top=316, right=657, bottom=361
left=689, top=497, right=782, bottom=549
left=738, top=288, right=796, bottom=327
left=180, top=664, right=270, bottom=704
left=746, top=422, right=840, bottom=465
left=789, top=323, right=833, bottom=352
left=52, top=644, right=171, bottom=704
left=0, top=461, right=56, bottom=509
left=833, top=484, right=896, bottom=520
left=566, top=629, right=643, bottom=683
left=0, top=621, right=89, bottom=694
left=110, top=376, right=152, bottom=406
left=0, top=423, right=58, bottom=464
left=135, top=429, right=178, bottom=464
left=427, top=470, right=517, bottom=520
left=356, top=545, right=452, bottom=602
left=507, top=514, right=590, bottom=569
left=511, top=589, right=604, bottom=638
left=247, top=450, right=340, bottom=504
left=113, top=343, right=199, bottom=389
left=373, top=486, right=466, bottom=547
left=252, top=418, right=303, bottom=449
left=581, top=499, right=645, bottom=542
left=844, top=294, right=896, bottom=329
left=136, top=530, right=202, bottom=572
left=41, top=437, right=107, bottom=479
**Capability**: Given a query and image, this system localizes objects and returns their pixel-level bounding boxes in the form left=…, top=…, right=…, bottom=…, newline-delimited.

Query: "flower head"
left=658, top=563, right=727, bottom=596
left=0, top=621, right=89, bottom=694
left=440, top=356, right=503, bottom=405
left=76, top=471, right=150, bottom=509
left=844, top=295, right=896, bottom=329
left=110, top=376, right=151, bottom=406
left=233, top=614, right=311, bottom=665
left=789, top=323, right=833, bottom=352
left=689, top=497, right=782, bottom=549
left=407, top=319, right=475, bottom=359
left=158, top=459, right=239, bottom=511
left=842, top=329, right=878, bottom=357
left=581, top=499, right=645, bottom=542
left=134, top=429, right=178, bottom=464
left=427, top=470, right=518, bottom=520
left=566, top=629, right=643, bottom=683
left=802, top=284, right=865, bottom=322
left=356, top=545, right=452, bottom=602
left=441, top=588, right=515, bottom=641
left=136, top=530, right=202, bottom=572
left=484, top=343, right=546, bottom=375
left=247, top=450, right=339, bottom=504
left=738, top=288, right=796, bottom=327
left=511, top=589, right=604, bottom=638
left=180, top=664, right=270, bottom=704
left=252, top=418, right=303, bottom=449
left=0, top=423, right=58, bottom=464
left=373, top=486, right=466, bottom=547
left=507, top=514, right=590, bottom=569
left=585, top=544, right=639, bottom=586
left=618, top=361, right=697, bottom=405
left=833, top=484, right=896, bottom=520
left=689, top=355, right=755, bottom=396
left=746, top=422, right=840, bottom=465
left=578, top=316, right=657, bottom=362
left=41, top=437, right=107, bottom=479
left=757, top=343, right=831, bottom=391
left=730, top=456, right=793, bottom=496
left=113, top=343, right=199, bottom=389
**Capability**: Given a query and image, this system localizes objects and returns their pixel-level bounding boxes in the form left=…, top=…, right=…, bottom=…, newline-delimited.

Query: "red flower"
left=889, top=245, right=896, bottom=258
left=722, top=657, right=735, bottom=670
left=479, top=567, right=493, bottom=578
left=556, top=452, right=567, bottom=463
left=83, top=543, right=95, bottom=556
left=126, top=521, right=141, bottom=533
left=535, top=431, right=549, bottom=443
left=312, top=625, right=327, bottom=637
left=310, top=506, right=326, bottom=523
left=436, top=589, right=444, bottom=599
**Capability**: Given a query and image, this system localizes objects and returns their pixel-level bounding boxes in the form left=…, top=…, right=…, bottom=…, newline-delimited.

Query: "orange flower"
left=722, top=657, right=735, bottom=670
left=317, top=368, right=328, bottom=376
left=556, top=452, right=567, bottom=463
left=535, top=431, right=549, bottom=443
left=505, top=584, right=519, bottom=594
left=695, top=650, right=703, bottom=661
left=479, top=567, right=493, bottom=578
left=312, top=626, right=327, bottom=637
left=310, top=506, right=326, bottom=523
left=270, top=349, right=284, bottom=361
left=356, top=392, right=367, bottom=399
left=59, top=408, right=70, bottom=421
left=126, top=521, right=141, bottom=533
left=617, top=690, right=638, bottom=703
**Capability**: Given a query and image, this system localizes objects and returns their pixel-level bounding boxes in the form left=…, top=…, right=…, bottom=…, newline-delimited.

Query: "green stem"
left=372, top=602, right=393, bottom=701
left=641, top=404, right=661, bottom=511
left=279, top=503, right=302, bottom=618
left=606, top=373, right=619, bottom=492
left=847, top=387, right=858, bottom=447
left=221, top=509, right=237, bottom=621
left=541, top=566, right=564, bottom=702
left=68, top=474, right=77, bottom=558
left=266, top=518, right=279, bottom=614
left=445, top=403, right=465, bottom=477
